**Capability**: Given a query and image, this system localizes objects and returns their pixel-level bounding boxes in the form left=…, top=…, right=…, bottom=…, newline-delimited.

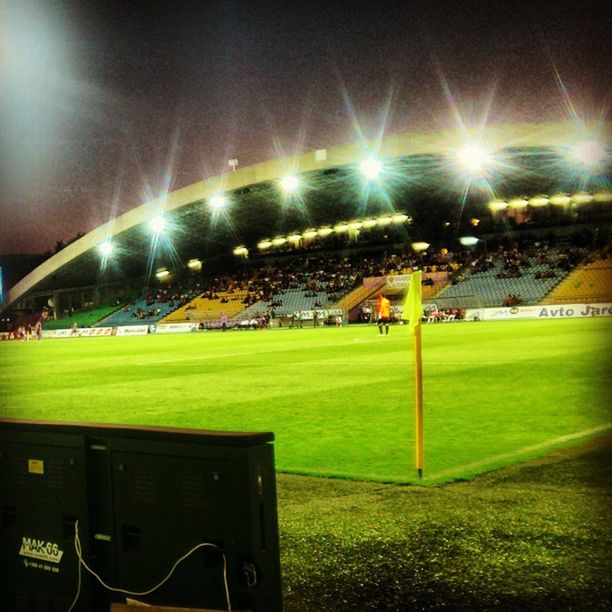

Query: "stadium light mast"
left=209, top=194, right=227, bottom=210
left=455, top=143, right=493, bottom=175
left=149, top=216, right=166, bottom=234
left=360, top=157, right=383, bottom=180
left=569, top=140, right=608, bottom=170
left=98, top=241, right=113, bottom=256
left=279, top=175, right=299, bottom=194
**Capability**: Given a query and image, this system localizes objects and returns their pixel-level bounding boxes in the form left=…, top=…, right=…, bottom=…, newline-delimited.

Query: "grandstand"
left=0, top=120, right=610, bottom=334
left=546, top=255, right=612, bottom=304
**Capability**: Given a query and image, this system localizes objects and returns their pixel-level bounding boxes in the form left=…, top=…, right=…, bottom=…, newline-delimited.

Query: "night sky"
left=0, top=0, right=609, bottom=255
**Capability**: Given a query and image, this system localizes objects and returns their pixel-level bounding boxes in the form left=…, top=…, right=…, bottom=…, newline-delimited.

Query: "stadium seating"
left=544, top=257, right=612, bottom=304
left=432, top=247, right=579, bottom=307
left=161, top=290, right=253, bottom=324
left=232, top=286, right=334, bottom=322
left=44, top=304, right=121, bottom=329
left=96, top=298, right=177, bottom=327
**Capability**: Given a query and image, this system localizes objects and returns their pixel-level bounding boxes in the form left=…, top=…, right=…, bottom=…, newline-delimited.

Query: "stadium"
left=1, top=115, right=611, bottom=611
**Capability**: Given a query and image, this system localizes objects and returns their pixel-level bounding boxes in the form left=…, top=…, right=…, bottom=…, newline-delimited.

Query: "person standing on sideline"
left=34, top=318, right=43, bottom=341
left=377, top=294, right=391, bottom=335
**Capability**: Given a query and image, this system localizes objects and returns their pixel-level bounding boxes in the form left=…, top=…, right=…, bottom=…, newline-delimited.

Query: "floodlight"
left=233, top=246, right=249, bottom=256
left=456, top=143, right=492, bottom=173
left=257, top=240, right=273, bottom=250
left=360, top=157, right=383, bottom=180
left=156, top=268, right=170, bottom=279
left=287, top=234, right=302, bottom=244
left=362, top=219, right=377, bottom=228
left=377, top=216, right=392, bottom=226
left=488, top=200, right=508, bottom=211
left=470, top=218, right=480, bottom=227
left=509, top=198, right=528, bottom=208
left=333, top=223, right=349, bottom=233
left=593, top=192, right=612, bottom=202
left=348, top=221, right=363, bottom=230
left=571, top=193, right=593, bottom=205
left=280, top=175, right=299, bottom=193
left=317, top=227, right=333, bottom=237
left=99, top=241, right=113, bottom=256
left=528, top=196, right=549, bottom=207
left=302, top=229, right=318, bottom=239
left=391, top=214, right=409, bottom=224
left=149, top=216, right=166, bottom=234
left=187, top=258, right=202, bottom=270
left=411, top=242, right=430, bottom=252
left=550, top=194, right=571, bottom=205
left=570, top=140, right=608, bottom=169
left=210, top=194, right=227, bottom=210
left=272, top=237, right=287, bottom=246
left=459, top=236, right=479, bottom=247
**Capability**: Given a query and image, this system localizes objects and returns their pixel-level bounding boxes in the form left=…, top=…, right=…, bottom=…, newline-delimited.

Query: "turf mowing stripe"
left=427, top=422, right=612, bottom=480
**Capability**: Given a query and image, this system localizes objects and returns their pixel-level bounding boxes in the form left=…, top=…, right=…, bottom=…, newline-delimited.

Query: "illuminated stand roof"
left=2, top=120, right=609, bottom=313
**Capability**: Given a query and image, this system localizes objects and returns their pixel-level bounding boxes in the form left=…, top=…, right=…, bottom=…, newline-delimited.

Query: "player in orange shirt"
left=377, top=294, right=391, bottom=335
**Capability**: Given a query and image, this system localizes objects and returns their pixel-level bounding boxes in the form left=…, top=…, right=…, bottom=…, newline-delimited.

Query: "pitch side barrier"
left=464, top=302, right=612, bottom=321
left=41, top=325, right=149, bottom=339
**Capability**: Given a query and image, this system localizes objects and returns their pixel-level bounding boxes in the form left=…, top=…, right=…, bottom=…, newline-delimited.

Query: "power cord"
left=67, top=520, right=231, bottom=612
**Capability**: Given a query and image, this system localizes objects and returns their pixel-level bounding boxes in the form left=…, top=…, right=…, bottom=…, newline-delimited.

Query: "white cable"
left=68, top=520, right=232, bottom=612
left=67, top=525, right=82, bottom=612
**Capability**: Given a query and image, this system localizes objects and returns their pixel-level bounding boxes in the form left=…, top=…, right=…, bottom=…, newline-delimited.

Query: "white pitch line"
left=427, top=422, right=612, bottom=480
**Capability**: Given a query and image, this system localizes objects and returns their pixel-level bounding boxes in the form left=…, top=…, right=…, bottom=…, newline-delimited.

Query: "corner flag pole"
left=404, top=270, right=424, bottom=480
left=414, top=317, right=424, bottom=480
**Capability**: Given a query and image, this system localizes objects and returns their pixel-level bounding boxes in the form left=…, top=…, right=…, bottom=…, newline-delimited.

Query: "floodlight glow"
left=233, top=246, right=249, bottom=256
left=210, top=194, right=227, bottom=210
left=571, top=141, right=608, bottom=168
left=257, top=240, right=273, bottom=250
left=99, top=241, right=113, bottom=256
left=156, top=268, right=170, bottom=279
left=572, top=193, right=593, bottom=205
left=593, top=192, right=612, bottom=202
left=149, top=216, right=166, bottom=234
left=317, top=227, right=333, bottom=237
left=187, top=258, right=202, bottom=270
left=348, top=221, right=363, bottom=230
left=362, top=219, right=377, bottom=228
left=360, top=157, right=383, bottom=180
left=488, top=200, right=508, bottom=211
left=456, top=144, right=492, bottom=173
left=391, top=214, right=409, bottom=224
left=550, top=194, right=571, bottom=205
left=287, top=234, right=302, bottom=243
left=302, top=230, right=318, bottom=239
left=333, top=223, right=349, bottom=233
left=412, top=242, right=430, bottom=252
left=272, top=237, right=287, bottom=246
left=280, top=175, right=299, bottom=193
left=377, top=216, right=392, bottom=226
left=459, top=236, right=479, bottom=247
left=509, top=198, right=528, bottom=208
left=529, top=196, right=549, bottom=207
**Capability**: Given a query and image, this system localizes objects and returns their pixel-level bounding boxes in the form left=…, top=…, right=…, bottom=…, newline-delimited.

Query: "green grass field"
left=1, top=318, right=610, bottom=484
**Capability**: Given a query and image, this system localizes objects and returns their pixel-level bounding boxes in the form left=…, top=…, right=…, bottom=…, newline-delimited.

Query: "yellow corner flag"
left=404, top=270, right=424, bottom=480
left=404, top=270, right=423, bottom=334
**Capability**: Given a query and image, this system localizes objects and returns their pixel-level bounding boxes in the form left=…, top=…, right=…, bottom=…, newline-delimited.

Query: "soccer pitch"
left=1, top=318, right=610, bottom=484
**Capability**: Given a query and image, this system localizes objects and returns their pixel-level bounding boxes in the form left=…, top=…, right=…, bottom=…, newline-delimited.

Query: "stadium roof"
left=2, top=119, right=609, bottom=313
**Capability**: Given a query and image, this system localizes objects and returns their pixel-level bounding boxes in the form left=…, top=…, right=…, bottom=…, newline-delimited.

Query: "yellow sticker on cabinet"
left=28, top=459, right=44, bottom=475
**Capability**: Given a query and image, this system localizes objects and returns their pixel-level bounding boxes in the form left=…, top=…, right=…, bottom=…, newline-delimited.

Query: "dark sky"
left=0, top=0, right=609, bottom=255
